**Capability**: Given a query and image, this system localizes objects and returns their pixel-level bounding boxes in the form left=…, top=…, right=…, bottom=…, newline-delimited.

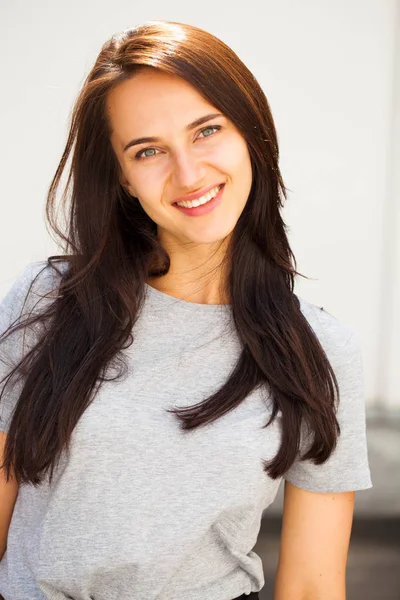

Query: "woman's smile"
left=173, top=183, right=225, bottom=216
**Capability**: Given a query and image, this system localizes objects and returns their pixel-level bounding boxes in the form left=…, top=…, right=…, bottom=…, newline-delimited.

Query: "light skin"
left=107, top=67, right=253, bottom=304
left=106, top=67, right=355, bottom=599
left=274, top=481, right=354, bottom=599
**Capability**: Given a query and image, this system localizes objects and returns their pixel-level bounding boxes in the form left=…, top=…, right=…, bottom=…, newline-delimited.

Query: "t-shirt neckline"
left=144, top=282, right=231, bottom=312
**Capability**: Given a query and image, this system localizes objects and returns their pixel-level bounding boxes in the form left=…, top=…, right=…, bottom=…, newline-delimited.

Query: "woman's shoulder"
left=1, top=258, right=70, bottom=322
left=295, top=294, right=359, bottom=360
left=13, top=258, right=69, bottom=291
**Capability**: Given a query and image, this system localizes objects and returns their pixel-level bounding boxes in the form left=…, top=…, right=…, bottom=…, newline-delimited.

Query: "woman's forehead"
left=107, top=71, right=221, bottom=143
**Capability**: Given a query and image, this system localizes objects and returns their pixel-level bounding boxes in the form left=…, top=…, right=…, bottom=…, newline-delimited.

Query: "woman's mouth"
left=173, top=184, right=225, bottom=216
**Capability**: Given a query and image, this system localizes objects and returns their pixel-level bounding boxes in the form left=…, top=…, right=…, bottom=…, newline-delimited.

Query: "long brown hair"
left=0, top=21, right=340, bottom=486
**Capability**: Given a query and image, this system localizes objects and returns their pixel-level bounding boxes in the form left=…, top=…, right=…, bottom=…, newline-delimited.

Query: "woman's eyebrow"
left=122, top=112, right=224, bottom=153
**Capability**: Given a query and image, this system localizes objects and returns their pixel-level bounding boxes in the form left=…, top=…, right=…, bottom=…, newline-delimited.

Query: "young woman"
left=0, top=20, right=372, bottom=600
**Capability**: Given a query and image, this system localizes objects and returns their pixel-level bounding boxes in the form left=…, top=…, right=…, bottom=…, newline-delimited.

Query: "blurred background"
left=1, top=0, right=399, bottom=598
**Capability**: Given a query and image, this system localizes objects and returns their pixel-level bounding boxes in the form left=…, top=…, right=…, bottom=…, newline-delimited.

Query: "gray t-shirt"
left=0, top=260, right=372, bottom=600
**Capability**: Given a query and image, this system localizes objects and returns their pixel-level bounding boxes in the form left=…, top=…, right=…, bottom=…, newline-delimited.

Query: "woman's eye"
left=135, top=147, right=159, bottom=160
left=199, top=125, right=220, bottom=138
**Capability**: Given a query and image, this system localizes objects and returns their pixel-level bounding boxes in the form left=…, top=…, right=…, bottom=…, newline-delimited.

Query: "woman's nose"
left=171, top=149, right=206, bottom=191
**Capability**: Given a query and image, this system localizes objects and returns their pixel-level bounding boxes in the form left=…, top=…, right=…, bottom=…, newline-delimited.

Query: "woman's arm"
left=274, top=480, right=355, bottom=600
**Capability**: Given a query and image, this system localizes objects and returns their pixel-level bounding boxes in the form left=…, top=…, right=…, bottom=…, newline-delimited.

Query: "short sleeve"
left=284, top=328, right=373, bottom=493
left=0, top=261, right=55, bottom=434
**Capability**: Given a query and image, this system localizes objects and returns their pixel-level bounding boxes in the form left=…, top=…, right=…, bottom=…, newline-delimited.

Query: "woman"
left=0, top=20, right=372, bottom=600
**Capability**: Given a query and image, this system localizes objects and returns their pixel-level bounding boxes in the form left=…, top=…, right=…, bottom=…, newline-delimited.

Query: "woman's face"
left=108, top=68, right=253, bottom=247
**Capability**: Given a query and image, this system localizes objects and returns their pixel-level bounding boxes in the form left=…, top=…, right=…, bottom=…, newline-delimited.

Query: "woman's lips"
left=173, top=184, right=225, bottom=217
left=172, top=182, right=224, bottom=204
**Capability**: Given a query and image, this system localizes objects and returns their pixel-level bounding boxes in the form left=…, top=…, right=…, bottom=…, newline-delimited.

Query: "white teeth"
left=176, top=185, right=222, bottom=208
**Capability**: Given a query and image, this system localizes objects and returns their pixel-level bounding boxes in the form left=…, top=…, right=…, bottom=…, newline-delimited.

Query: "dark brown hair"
left=0, top=20, right=340, bottom=486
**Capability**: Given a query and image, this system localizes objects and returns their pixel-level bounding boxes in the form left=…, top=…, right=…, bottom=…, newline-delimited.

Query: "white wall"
left=377, top=0, right=400, bottom=412
left=1, top=0, right=398, bottom=412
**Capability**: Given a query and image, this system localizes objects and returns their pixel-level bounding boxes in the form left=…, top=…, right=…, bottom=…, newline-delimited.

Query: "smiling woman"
left=0, top=20, right=371, bottom=600
left=107, top=68, right=252, bottom=260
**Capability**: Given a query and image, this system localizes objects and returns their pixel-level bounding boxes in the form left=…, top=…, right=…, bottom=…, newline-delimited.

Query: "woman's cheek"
left=132, top=168, right=163, bottom=202
left=214, top=137, right=243, bottom=167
